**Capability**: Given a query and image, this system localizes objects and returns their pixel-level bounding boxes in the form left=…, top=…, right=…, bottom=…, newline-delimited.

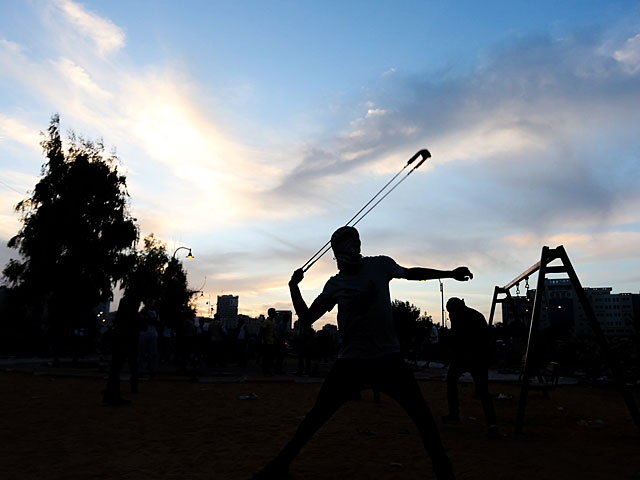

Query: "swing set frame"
left=488, top=245, right=640, bottom=434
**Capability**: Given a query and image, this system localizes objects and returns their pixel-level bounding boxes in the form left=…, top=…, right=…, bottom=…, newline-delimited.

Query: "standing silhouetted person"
left=442, top=297, right=498, bottom=439
left=261, top=308, right=276, bottom=376
left=103, top=292, right=142, bottom=406
left=253, top=226, right=474, bottom=480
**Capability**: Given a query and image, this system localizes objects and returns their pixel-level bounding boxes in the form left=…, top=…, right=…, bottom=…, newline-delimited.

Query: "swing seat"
left=520, top=361, right=559, bottom=398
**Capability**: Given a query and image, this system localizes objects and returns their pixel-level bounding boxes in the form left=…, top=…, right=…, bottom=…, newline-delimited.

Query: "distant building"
left=217, top=295, right=239, bottom=329
left=501, top=279, right=638, bottom=337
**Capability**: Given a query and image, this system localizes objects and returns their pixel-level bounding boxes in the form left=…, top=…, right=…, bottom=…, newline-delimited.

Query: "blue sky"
left=1, top=0, right=639, bottom=326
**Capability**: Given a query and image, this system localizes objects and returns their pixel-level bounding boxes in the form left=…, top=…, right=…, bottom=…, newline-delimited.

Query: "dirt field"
left=1, top=371, right=639, bottom=480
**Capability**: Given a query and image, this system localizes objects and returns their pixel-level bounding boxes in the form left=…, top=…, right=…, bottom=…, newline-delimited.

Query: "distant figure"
left=178, top=317, right=198, bottom=376
left=253, top=226, right=473, bottom=480
left=428, top=323, right=440, bottom=366
left=273, top=311, right=288, bottom=374
left=209, top=314, right=226, bottom=368
left=103, top=293, right=142, bottom=405
left=137, top=304, right=159, bottom=377
left=261, top=308, right=276, bottom=376
left=442, top=297, right=498, bottom=439
left=196, top=317, right=208, bottom=364
left=236, top=317, right=249, bottom=367
left=159, top=324, right=173, bottom=366
left=294, top=320, right=314, bottom=376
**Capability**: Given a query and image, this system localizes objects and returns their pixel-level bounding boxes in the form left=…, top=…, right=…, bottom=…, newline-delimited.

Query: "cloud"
left=273, top=30, right=640, bottom=229
left=53, top=0, right=125, bottom=55
left=614, top=33, right=640, bottom=74
left=0, top=115, right=42, bottom=152
left=53, top=57, right=111, bottom=98
left=366, top=108, right=387, bottom=117
left=0, top=193, right=22, bottom=240
left=0, top=38, right=22, bottom=55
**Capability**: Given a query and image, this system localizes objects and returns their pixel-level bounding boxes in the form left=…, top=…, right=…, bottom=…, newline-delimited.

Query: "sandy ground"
left=1, top=370, right=639, bottom=480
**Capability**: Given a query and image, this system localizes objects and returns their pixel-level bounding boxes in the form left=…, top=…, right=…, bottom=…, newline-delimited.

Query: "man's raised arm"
left=401, top=266, right=473, bottom=282
left=288, top=268, right=326, bottom=325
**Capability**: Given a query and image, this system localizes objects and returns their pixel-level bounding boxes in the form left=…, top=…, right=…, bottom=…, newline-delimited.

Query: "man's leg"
left=377, top=356, right=455, bottom=480
left=470, top=365, right=498, bottom=437
left=254, top=360, right=357, bottom=478
left=443, top=362, right=464, bottom=422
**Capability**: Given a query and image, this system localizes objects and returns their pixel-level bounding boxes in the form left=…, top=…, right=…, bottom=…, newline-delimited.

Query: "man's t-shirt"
left=310, top=255, right=406, bottom=359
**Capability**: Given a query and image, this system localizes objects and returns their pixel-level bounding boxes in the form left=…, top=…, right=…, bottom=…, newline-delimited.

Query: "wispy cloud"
left=0, top=115, right=42, bottom=152
left=53, top=57, right=111, bottom=98
left=53, top=0, right=125, bottom=55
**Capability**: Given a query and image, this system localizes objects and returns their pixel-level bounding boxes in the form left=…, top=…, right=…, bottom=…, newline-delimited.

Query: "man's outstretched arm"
left=401, top=266, right=473, bottom=282
left=288, top=268, right=326, bottom=325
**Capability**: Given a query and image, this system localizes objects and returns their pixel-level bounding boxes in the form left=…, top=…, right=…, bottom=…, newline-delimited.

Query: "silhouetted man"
left=253, top=226, right=474, bottom=480
left=103, top=292, right=142, bottom=406
left=442, top=297, right=498, bottom=439
left=261, top=308, right=277, bottom=376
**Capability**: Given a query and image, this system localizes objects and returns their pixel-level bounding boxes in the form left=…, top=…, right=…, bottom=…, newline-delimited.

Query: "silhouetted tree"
left=159, top=256, right=196, bottom=332
left=123, top=234, right=169, bottom=304
left=124, top=234, right=196, bottom=331
left=392, top=299, right=422, bottom=359
left=2, top=115, right=138, bottom=355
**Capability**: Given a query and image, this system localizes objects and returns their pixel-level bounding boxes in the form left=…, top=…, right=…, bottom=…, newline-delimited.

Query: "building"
left=216, top=295, right=239, bottom=329
left=501, top=278, right=638, bottom=337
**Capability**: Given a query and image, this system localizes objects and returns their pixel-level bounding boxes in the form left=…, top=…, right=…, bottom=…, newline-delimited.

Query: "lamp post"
left=172, top=246, right=194, bottom=259
left=439, top=279, right=445, bottom=328
left=194, top=277, right=207, bottom=317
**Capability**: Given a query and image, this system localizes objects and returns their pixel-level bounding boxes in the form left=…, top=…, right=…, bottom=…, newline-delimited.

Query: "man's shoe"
left=433, top=456, right=456, bottom=480
left=441, top=414, right=461, bottom=424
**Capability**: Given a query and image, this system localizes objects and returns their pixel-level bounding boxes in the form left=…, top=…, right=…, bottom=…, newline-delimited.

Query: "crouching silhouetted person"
left=442, top=297, right=498, bottom=439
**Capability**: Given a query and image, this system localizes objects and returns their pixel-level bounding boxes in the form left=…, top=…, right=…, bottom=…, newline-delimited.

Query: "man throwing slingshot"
left=253, top=226, right=473, bottom=480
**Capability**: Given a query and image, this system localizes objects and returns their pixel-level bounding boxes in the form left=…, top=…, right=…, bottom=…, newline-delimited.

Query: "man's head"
left=268, top=307, right=276, bottom=318
left=331, top=226, right=362, bottom=271
left=446, top=297, right=466, bottom=314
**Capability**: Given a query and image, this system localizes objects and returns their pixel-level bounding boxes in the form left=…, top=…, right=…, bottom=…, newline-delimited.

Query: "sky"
left=1, top=0, right=639, bottom=328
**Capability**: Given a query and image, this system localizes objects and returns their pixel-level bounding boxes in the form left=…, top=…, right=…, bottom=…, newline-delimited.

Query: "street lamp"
left=172, top=246, right=194, bottom=259
left=439, top=279, right=445, bottom=328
